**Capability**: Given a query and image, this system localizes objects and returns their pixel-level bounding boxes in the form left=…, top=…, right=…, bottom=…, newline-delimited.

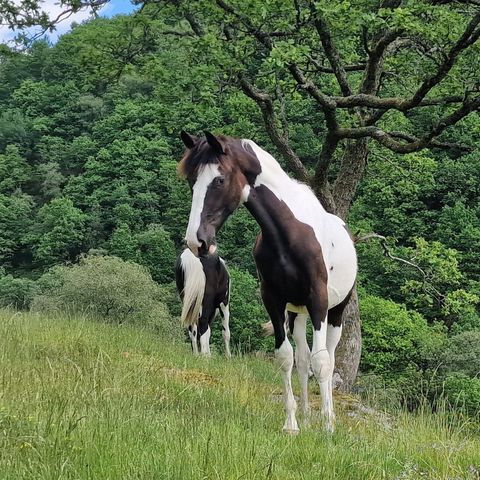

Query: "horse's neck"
left=243, top=169, right=312, bottom=249
left=242, top=140, right=326, bottom=243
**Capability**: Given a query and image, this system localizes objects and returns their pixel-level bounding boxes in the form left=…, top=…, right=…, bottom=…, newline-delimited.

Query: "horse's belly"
left=323, top=225, right=357, bottom=308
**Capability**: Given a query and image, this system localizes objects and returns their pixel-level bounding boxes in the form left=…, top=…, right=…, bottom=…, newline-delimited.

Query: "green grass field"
left=1, top=309, right=479, bottom=479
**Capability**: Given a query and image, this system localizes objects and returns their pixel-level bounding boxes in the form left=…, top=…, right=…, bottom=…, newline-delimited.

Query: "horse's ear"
left=180, top=130, right=197, bottom=149
left=204, top=131, right=225, bottom=155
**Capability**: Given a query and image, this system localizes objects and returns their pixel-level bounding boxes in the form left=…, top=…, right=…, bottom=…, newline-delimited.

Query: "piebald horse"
left=179, top=131, right=357, bottom=433
left=175, top=248, right=231, bottom=357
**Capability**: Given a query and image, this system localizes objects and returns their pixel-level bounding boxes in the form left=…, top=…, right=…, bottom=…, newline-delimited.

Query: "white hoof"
left=282, top=427, right=300, bottom=435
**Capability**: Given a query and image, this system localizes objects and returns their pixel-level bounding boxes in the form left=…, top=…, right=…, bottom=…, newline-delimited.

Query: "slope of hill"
left=1, top=309, right=479, bottom=479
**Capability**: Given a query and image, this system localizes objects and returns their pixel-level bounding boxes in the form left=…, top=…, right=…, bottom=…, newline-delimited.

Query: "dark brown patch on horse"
left=247, top=185, right=329, bottom=348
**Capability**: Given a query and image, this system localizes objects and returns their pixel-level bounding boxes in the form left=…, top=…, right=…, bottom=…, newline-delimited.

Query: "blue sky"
left=0, top=0, right=137, bottom=45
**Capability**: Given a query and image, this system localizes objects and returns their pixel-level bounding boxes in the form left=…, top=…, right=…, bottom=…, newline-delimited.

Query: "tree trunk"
left=331, top=139, right=369, bottom=391
left=333, top=286, right=361, bottom=392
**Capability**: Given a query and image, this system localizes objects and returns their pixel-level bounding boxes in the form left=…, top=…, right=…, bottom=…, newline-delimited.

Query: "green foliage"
left=0, top=269, right=36, bottom=309
left=107, top=223, right=177, bottom=284
left=438, top=331, right=480, bottom=379
left=443, top=373, right=480, bottom=417
left=31, top=255, right=180, bottom=338
left=0, top=145, right=30, bottom=193
left=27, top=198, right=87, bottom=268
left=0, top=192, right=33, bottom=267
left=135, top=224, right=177, bottom=284
left=360, top=293, right=446, bottom=377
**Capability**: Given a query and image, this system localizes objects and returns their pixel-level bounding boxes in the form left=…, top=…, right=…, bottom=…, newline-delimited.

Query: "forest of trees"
left=0, top=0, right=479, bottom=412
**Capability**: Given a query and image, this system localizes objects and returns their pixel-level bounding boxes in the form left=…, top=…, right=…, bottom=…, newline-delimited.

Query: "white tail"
left=179, top=249, right=206, bottom=327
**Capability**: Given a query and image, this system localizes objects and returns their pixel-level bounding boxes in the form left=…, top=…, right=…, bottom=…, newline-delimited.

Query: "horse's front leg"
left=291, top=312, right=311, bottom=421
left=307, top=290, right=333, bottom=432
left=197, top=317, right=211, bottom=356
left=262, top=288, right=298, bottom=434
left=188, top=325, right=199, bottom=355
left=219, top=303, right=232, bottom=358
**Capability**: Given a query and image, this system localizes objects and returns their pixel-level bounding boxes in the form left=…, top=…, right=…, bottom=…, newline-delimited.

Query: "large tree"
left=143, top=0, right=479, bottom=390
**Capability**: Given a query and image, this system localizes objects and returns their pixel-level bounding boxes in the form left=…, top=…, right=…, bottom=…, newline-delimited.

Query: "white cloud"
left=0, top=0, right=111, bottom=45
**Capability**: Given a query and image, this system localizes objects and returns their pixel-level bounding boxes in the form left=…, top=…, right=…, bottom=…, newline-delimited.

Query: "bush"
left=360, top=293, right=446, bottom=377
left=443, top=373, right=480, bottom=417
left=0, top=270, right=37, bottom=309
left=438, top=331, right=480, bottom=379
left=107, top=223, right=177, bottom=284
left=31, top=255, right=181, bottom=339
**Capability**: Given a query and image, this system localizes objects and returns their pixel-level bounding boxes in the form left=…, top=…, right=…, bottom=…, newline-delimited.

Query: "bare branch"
left=333, top=93, right=466, bottom=110
left=238, top=75, right=309, bottom=182
left=337, top=94, right=480, bottom=152
left=311, top=8, right=352, bottom=96
left=355, top=233, right=428, bottom=277
left=287, top=63, right=338, bottom=131
left=405, top=11, right=480, bottom=109
left=361, top=29, right=402, bottom=95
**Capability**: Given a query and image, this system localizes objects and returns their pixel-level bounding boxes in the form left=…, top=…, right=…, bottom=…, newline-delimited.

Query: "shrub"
left=31, top=255, right=181, bottom=339
left=0, top=270, right=37, bottom=309
left=438, top=331, right=480, bottom=379
left=107, top=223, right=177, bottom=284
left=443, top=373, right=480, bottom=417
left=360, top=293, right=446, bottom=377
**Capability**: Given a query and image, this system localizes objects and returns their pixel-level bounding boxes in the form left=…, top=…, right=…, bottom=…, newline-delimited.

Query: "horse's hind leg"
left=262, top=288, right=298, bottom=433
left=220, top=302, right=231, bottom=358
left=326, top=291, right=352, bottom=405
left=197, top=317, right=211, bottom=356
left=291, top=312, right=311, bottom=420
left=307, top=291, right=332, bottom=432
left=188, top=325, right=199, bottom=355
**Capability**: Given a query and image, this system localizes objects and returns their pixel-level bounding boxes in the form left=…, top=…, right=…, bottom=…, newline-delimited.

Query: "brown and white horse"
left=175, top=248, right=231, bottom=357
left=179, top=131, right=357, bottom=433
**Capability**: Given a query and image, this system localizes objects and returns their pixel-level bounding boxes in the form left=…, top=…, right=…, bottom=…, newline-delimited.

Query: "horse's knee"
left=295, top=348, right=310, bottom=373
left=276, top=339, right=294, bottom=372
left=311, top=350, right=331, bottom=383
left=222, top=327, right=231, bottom=342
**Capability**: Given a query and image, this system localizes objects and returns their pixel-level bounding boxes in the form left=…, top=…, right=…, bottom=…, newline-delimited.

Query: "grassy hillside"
left=1, top=309, right=479, bottom=480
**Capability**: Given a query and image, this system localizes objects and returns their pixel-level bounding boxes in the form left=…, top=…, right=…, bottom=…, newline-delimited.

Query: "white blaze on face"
left=185, top=163, right=221, bottom=254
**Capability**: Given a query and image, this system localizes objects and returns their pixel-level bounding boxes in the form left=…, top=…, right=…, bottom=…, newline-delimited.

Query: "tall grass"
left=1, top=309, right=479, bottom=479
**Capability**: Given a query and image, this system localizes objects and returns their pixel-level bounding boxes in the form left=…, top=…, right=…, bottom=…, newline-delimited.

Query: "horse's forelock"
left=178, top=136, right=235, bottom=180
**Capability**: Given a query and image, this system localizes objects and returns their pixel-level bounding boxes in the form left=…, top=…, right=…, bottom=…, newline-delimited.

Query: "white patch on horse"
left=242, top=139, right=357, bottom=309
left=185, top=163, right=221, bottom=253
left=292, top=314, right=310, bottom=418
left=325, top=324, right=342, bottom=432
left=220, top=302, right=231, bottom=358
left=240, top=184, right=251, bottom=203
left=199, top=325, right=211, bottom=356
left=276, top=338, right=298, bottom=433
left=189, top=325, right=199, bottom=355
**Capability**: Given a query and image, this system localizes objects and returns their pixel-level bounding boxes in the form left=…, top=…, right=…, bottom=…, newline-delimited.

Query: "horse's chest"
left=254, top=239, right=321, bottom=300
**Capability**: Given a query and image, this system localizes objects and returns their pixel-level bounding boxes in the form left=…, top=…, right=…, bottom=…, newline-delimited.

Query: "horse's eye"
left=214, top=177, right=225, bottom=187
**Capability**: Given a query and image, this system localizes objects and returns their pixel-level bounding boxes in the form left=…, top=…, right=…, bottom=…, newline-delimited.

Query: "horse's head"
left=179, top=131, right=260, bottom=257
